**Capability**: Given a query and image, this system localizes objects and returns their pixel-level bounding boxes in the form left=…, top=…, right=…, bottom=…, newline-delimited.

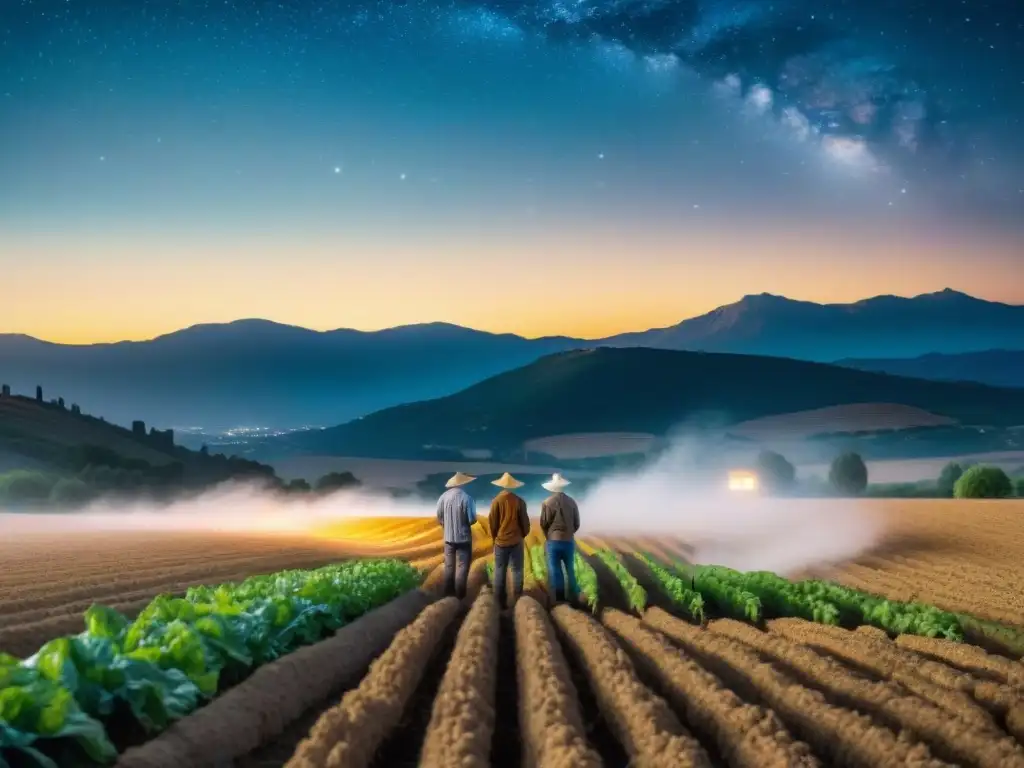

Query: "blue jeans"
left=546, top=540, right=578, bottom=600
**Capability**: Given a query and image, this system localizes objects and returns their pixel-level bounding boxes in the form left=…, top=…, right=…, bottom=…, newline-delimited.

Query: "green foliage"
left=528, top=546, right=547, bottom=585
left=656, top=557, right=964, bottom=641
left=0, top=470, right=58, bottom=504
left=314, top=471, right=361, bottom=493
left=594, top=549, right=646, bottom=614
left=937, top=461, right=964, bottom=497
left=829, top=452, right=868, bottom=495
left=573, top=552, right=599, bottom=613
left=1, top=559, right=422, bottom=765
left=637, top=553, right=704, bottom=622
left=755, top=450, right=796, bottom=493
left=1016, top=477, right=1024, bottom=498
left=864, top=481, right=940, bottom=498
left=953, top=465, right=1013, bottom=499
left=690, top=566, right=763, bottom=623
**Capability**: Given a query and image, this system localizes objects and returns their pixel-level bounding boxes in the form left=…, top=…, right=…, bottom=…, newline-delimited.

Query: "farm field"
left=4, top=500, right=1024, bottom=766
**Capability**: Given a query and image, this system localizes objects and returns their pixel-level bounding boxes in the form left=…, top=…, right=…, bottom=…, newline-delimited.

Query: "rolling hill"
left=836, top=349, right=1024, bottom=389
left=260, top=347, right=1024, bottom=460
left=0, top=392, right=276, bottom=490
left=2, top=288, right=1021, bottom=430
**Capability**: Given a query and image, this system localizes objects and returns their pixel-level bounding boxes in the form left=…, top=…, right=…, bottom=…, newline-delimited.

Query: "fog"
left=576, top=439, right=886, bottom=574
left=0, top=439, right=886, bottom=575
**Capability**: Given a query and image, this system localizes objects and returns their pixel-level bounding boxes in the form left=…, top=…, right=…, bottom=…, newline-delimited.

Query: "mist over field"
left=0, top=435, right=886, bottom=575
left=575, top=438, right=887, bottom=574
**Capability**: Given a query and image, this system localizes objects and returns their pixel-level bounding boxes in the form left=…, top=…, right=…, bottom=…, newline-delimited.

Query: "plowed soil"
left=7, top=503, right=1024, bottom=767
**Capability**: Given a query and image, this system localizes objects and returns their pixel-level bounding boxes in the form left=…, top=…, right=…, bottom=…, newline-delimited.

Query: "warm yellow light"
left=728, top=471, right=759, bottom=492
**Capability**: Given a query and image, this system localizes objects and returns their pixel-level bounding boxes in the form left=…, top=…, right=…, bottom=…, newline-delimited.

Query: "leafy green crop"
left=594, top=550, right=646, bottom=614
left=573, top=553, right=599, bottom=613
left=528, top=546, right=548, bottom=586
left=652, top=555, right=964, bottom=641
left=691, top=566, right=762, bottom=623
left=637, top=554, right=704, bottom=623
left=2, top=558, right=422, bottom=766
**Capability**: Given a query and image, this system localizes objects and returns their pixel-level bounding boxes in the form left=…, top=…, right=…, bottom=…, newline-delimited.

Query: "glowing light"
left=728, top=470, right=759, bottom=492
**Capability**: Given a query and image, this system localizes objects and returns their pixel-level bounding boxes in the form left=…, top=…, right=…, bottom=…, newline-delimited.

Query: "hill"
left=0, top=391, right=278, bottom=504
left=2, top=289, right=1021, bottom=430
left=260, top=347, right=1024, bottom=460
left=836, top=349, right=1024, bottom=389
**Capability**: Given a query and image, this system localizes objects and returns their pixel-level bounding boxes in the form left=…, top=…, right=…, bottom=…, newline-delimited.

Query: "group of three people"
left=436, top=470, right=582, bottom=609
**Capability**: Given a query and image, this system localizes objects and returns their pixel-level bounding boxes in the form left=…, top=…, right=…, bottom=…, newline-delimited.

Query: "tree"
left=315, top=471, right=361, bottom=493
left=756, top=450, right=796, bottom=493
left=937, top=462, right=964, bottom=497
left=829, top=452, right=868, bottom=496
left=954, top=465, right=1013, bottom=499
left=284, top=478, right=311, bottom=493
left=1016, top=477, right=1024, bottom=498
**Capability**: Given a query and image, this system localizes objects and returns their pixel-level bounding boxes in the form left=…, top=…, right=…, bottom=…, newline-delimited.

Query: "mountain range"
left=1, top=288, right=1021, bottom=430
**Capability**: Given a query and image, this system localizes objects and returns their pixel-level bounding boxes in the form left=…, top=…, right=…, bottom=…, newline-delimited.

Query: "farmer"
left=436, top=471, right=478, bottom=599
left=488, top=472, right=530, bottom=610
left=539, top=473, right=581, bottom=603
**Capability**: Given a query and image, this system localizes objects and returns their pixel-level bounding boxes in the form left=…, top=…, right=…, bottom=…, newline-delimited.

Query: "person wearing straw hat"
left=488, top=471, right=530, bottom=610
left=436, top=471, right=478, bottom=599
left=539, top=473, right=581, bottom=603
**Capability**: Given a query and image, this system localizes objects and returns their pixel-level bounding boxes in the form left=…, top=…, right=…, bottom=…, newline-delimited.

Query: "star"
left=333, top=166, right=341, bottom=174
left=598, top=152, right=605, bottom=160
left=99, top=156, right=105, bottom=162
left=399, top=173, right=407, bottom=180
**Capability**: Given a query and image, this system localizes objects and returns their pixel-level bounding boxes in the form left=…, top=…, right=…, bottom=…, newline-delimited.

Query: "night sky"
left=2, top=0, right=1022, bottom=343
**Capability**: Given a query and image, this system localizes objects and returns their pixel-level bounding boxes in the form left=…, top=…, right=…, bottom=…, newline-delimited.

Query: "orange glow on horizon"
left=3, top=223, right=1022, bottom=344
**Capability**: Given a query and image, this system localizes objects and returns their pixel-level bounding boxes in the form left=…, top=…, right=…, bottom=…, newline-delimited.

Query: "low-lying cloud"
left=1, top=438, right=886, bottom=576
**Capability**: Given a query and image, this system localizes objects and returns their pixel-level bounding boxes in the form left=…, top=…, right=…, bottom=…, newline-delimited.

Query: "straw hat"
left=445, top=472, right=476, bottom=488
left=542, top=473, right=571, bottom=493
left=491, top=472, right=524, bottom=489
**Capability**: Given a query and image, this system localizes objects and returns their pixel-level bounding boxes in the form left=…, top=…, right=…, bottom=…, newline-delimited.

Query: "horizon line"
left=0, top=286, right=1012, bottom=346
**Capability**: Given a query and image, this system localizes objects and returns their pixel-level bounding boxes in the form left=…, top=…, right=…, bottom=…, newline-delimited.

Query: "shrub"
left=315, top=471, right=361, bottom=493
left=756, top=450, right=796, bottom=493
left=829, top=452, right=868, bottom=495
left=953, top=465, right=1013, bottom=499
left=0, top=470, right=58, bottom=503
left=284, top=478, right=312, bottom=493
left=937, top=461, right=964, bottom=497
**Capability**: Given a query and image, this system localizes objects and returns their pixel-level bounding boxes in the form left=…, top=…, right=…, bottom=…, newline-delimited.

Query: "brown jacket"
left=489, top=490, right=530, bottom=547
left=539, top=492, right=580, bottom=542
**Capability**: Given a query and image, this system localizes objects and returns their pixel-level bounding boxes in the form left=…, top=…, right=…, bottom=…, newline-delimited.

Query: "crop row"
left=513, top=597, right=601, bottom=767
left=0, top=559, right=425, bottom=767
left=286, top=596, right=461, bottom=767
left=707, top=618, right=1024, bottom=767
left=550, top=603, right=710, bottom=767
left=418, top=586, right=499, bottom=768
left=601, top=609, right=818, bottom=768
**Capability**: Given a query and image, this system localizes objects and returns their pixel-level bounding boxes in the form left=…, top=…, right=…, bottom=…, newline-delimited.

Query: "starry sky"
left=1, top=0, right=1022, bottom=343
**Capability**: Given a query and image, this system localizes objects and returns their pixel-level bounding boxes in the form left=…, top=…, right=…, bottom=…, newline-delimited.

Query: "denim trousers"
left=443, top=541, right=472, bottom=599
left=493, top=541, right=524, bottom=608
left=545, top=539, right=578, bottom=600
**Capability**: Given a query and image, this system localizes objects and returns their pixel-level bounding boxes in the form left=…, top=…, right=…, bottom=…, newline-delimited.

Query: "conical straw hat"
left=542, top=473, right=571, bottom=492
left=491, top=472, right=524, bottom=489
left=445, top=472, right=476, bottom=488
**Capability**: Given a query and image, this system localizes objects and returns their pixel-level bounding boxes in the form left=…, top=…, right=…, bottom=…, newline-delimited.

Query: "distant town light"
left=728, top=470, right=759, bottom=492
